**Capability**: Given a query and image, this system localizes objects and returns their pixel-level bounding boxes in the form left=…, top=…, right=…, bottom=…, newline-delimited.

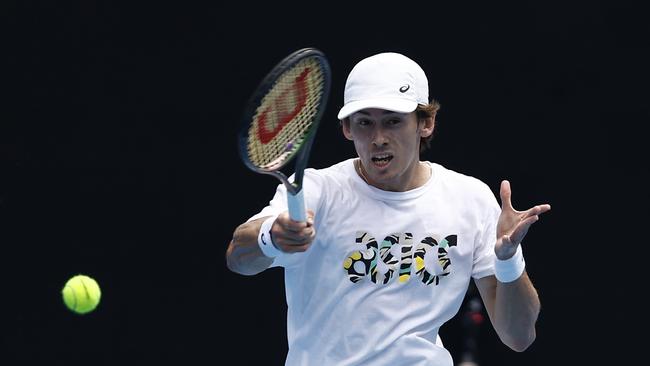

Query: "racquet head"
left=238, top=47, right=331, bottom=195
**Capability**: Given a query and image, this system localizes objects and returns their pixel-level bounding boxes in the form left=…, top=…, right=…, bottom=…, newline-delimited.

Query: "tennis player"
left=226, top=52, right=551, bottom=366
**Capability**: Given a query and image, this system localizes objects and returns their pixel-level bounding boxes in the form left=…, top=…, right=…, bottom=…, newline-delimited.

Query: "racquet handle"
left=287, top=189, right=306, bottom=222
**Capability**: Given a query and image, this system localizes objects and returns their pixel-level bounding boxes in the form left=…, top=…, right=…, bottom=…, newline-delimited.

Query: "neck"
left=355, top=159, right=430, bottom=192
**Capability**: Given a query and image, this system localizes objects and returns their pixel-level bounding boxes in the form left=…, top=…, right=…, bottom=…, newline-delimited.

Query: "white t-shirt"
left=248, top=158, right=500, bottom=366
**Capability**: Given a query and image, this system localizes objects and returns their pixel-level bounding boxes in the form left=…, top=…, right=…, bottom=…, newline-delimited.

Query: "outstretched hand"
left=495, top=180, right=551, bottom=260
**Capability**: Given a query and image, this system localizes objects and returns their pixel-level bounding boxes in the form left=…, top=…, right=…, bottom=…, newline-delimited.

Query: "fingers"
left=509, top=215, right=539, bottom=244
left=535, top=204, right=551, bottom=214
left=272, top=211, right=316, bottom=253
left=500, top=180, right=513, bottom=211
left=275, top=234, right=315, bottom=253
left=279, top=210, right=314, bottom=231
left=501, top=180, right=552, bottom=218
left=522, top=203, right=552, bottom=219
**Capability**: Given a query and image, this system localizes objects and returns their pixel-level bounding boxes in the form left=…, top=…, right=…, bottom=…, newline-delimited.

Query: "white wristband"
left=494, top=245, right=526, bottom=283
left=258, top=215, right=284, bottom=258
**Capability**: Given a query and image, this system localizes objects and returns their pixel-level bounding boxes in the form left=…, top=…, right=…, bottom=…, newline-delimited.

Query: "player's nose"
left=371, top=129, right=389, bottom=146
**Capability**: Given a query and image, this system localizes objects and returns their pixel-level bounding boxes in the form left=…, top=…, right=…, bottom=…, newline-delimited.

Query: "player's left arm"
left=475, top=180, right=551, bottom=352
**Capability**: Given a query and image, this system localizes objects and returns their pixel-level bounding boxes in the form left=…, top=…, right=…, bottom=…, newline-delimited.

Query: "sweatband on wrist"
left=494, top=245, right=526, bottom=283
left=258, top=215, right=284, bottom=258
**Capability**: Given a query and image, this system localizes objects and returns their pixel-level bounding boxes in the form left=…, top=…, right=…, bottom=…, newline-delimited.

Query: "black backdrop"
left=2, top=1, right=646, bottom=365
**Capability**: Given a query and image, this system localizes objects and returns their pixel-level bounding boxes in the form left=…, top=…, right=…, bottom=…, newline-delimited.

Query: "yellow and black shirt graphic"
left=343, top=231, right=458, bottom=286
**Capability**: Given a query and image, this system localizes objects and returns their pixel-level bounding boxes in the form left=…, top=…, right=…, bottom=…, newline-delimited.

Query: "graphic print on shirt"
left=342, top=231, right=377, bottom=283
left=343, top=231, right=458, bottom=286
left=414, top=235, right=457, bottom=285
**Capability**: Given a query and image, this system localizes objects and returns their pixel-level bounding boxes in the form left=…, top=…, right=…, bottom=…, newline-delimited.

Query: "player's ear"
left=418, top=112, right=435, bottom=138
left=341, top=118, right=353, bottom=141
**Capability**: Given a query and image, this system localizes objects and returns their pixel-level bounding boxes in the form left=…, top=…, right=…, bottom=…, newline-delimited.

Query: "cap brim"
left=337, top=98, right=418, bottom=120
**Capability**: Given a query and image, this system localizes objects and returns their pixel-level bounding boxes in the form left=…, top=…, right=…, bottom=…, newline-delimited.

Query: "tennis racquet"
left=238, top=47, right=331, bottom=222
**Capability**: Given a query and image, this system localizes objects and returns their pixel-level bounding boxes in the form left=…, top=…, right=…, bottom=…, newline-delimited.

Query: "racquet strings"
left=246, top=57, right=326, bottom=171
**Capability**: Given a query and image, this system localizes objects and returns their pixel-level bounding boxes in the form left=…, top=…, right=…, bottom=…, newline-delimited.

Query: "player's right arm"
left=226, top=211, right=315, bottom=276
left=226, top=216, right=274, bottom=276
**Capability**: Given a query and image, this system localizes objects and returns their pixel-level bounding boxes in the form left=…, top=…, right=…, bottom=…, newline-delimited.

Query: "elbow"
left=225, top=248, right=252, bottom=276
left=497, top=313, right=539, bottom=352
left=225, top=242, right=237, bottom=273
left=225, top=238, right=267, bottom=276
left=225, top=222, right=273, bottom=276
left=225, top=247, right=239, bottom=274
left=511, top=334, right=536, bottom=352
left=226, top=255, right=265, bottom=276
left=503, top=330, right=536, bottom=352
left=225, top=225, right=248, bottom=275
left=225, top=239, right=246, bottom=275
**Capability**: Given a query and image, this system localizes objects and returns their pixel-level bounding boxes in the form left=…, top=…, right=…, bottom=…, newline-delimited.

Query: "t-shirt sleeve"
left=471, top=185, right=500, bottom=279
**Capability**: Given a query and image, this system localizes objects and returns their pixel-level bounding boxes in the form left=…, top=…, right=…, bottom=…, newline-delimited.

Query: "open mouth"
left=371, top=154, right=393, bottom=167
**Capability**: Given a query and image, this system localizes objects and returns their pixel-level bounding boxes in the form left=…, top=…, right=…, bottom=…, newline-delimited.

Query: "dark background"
left=2, top=0, right=646, bottom=365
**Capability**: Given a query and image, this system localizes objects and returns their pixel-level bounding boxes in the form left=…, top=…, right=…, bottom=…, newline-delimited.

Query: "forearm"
left=225, top=217, right=274, bottom=276
left=493, top=271, right=540, bottom=351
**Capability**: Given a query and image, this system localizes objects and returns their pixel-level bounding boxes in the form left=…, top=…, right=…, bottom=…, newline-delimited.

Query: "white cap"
left=337, top=52, right=429, bottom=120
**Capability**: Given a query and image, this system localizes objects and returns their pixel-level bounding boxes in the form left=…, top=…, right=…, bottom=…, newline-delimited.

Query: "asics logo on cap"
left=336, top=52, right=429, bottom=120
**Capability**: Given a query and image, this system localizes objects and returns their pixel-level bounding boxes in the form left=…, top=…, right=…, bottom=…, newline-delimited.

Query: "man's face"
left=343, top=108, right=425, bottom=191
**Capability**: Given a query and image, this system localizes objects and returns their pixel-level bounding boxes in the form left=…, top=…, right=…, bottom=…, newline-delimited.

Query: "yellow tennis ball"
left=61, top=274, right=101, bottom=314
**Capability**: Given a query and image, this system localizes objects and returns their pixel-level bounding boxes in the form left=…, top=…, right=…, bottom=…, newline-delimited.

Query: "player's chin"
left=369, top=161, right=399, bottom=181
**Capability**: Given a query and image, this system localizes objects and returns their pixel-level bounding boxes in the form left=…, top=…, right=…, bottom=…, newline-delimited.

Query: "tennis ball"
left=62, top=274, right=101, bottom=314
